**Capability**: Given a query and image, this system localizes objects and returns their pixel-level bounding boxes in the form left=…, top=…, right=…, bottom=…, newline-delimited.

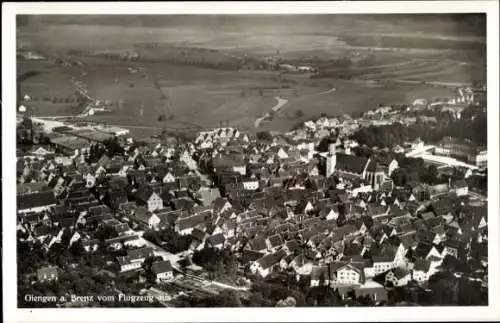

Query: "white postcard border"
left=3, top=1, right=499, bottom=322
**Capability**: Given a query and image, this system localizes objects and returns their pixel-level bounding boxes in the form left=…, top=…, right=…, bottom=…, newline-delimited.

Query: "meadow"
left=17, top=16, right=485, bottom=136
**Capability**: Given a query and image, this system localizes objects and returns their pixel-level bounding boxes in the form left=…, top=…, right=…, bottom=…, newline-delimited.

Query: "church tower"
left=326, top=142, right=337, bottom=178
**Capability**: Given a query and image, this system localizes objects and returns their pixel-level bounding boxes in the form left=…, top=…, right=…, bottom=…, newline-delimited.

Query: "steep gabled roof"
left=256, top=249, right=287, bottom=269
left=18, top=191, right=56, bottom=210
left=176, top=213, right=207, bottom=231
left=310, top=265, right=329, bottom=281
left=372, top=246, right=396, bottom=263
left=268, top=234, right=284, bottom=248
left=207, top=233, right=225, bottom=246
left=151, top=260, right=173, bottom=274
left=134, top=186, right=156, bottom=204
left=248, top=238, right=267, bottom=251
left=413, top=242, right=434, bottom=259
left=336, top=154, right=370, bottom=175
left=413, top=258, right=431, bottom=272
left=127, top=246, right=154, bottom=260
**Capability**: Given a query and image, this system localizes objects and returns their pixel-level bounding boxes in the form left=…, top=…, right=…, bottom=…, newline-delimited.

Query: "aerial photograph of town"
left=15, top=13, right=489, bottom=308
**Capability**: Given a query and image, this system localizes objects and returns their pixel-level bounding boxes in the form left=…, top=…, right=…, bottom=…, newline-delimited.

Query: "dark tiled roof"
left=431, top=198, right=454, bottom=216
left=241, top=250, right=265, bottom=264
left=268, top=234, right=283, bottom=248
left=249, top=238, right=267, bottom=251
left=413, top=242, right=434, bottom=259
left=171, top=198, right=196, bottom=211
left=310, top=265, right=329, bottom=281
left=17, top=191, right=56, bottom=210
left=190, top=228, right=206, bottom=242
left=151, top=260, right=173, bottom=275
left=336, top=154, right=370, bottom=175
left=372, top=247, right=396, bottom=263
left=256, top=250, right=287, bottom=269
left=414, top=258, right=431, bottom=272
left=417, top=226, right=437, bottom=240
left=285, top=239, right=300, bottom=253
left=17, top=182, right=51, bottom=195
left=135, top=186, right=155, bottom=204
left=34, top=224, right=52, bottom=237
left=127, top=247, right=154, bottom=260
left=176, top=213, right=207, bottom=231
left=207, top=233, right=225, bottom=246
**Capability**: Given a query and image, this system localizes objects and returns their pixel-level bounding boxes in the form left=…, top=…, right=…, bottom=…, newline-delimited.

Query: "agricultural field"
left=19, top=56, right=327, bottom=131
left=260, top=81, right=457, bottom=132
left=17, top=14, right=485, bottom=135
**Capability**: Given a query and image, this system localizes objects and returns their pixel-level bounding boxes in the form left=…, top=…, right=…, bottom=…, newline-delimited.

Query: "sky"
left=17, top=14, right=486, bottom=40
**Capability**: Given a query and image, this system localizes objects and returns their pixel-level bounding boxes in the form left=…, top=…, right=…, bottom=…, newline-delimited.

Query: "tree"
left=427, top=271, right=459, bottom=305
left=196, top=290, right=242, bottom=307
left=61, top=229, right=73, bottom=247
left=256, top=131, right=273, bottom=142
left=69, top=239, right=85, bottom=257
left=95, top=225, right=118, bottom=242
left=316, top=136, right=335, bottom=152
left=103, top=136, right=124, bottom=157
left=143, top=255, right=164, bottom=272
left=276, top=296, right=297, bottom=307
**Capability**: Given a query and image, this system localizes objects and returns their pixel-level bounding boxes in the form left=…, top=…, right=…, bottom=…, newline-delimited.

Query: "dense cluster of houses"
left=17, top=111, right=488, bottom=303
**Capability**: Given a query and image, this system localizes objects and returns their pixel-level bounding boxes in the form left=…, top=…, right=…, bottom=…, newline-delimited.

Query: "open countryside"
left=17, top=15, right=484, bottom=138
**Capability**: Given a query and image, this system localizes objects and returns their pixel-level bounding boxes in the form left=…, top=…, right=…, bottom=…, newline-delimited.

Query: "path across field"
left=254, top=96, right=289, bottom=127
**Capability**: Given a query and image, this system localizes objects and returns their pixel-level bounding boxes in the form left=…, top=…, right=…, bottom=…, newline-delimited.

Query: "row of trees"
left=157, top=114, right=175, bottom=122
left=386, top=271, right=487, bottom=306
left=192, top=248, right=238, bottom=282
left=351, top=112, right=487, bottom=148
left=36, top=96, right=82, bottom=104
left=391, top=155, right=444, bottom=186
left=143, top=227, right=193, bottom=254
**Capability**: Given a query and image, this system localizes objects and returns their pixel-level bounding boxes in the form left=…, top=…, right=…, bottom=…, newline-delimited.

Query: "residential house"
left=247, top=238, right=268, bottom=253
left=266, top=234, right=284, bottom=251
left=109, top=189, right=128, bottom=210
left=250, top=250, right=287, bottom=278
left=212, top=198, right=233, bottom=215
left=135, top=188, right=163, bottom=212
left=385, top=267, right=412, bottom=286
left=325, top=143, right=370, bottom=181
left=175, top=213, right=208, bottom=236
left=198, top=187, right=221, bottom=206
left=117, top=256, right=142, bottom=272
left=290, top=254, right=314, bottom=276
left=412, top=258, right=433, bottom=282
left=206, top=233, right=225, bottom=250
left=151, top=260, right=175, bottom=282
left=336, top=263, right=365, bottom=285
left=353, top=281, right=388, bottom=304
left=310, top=265, right=330, bottom=287
left=372, top=248, right=396, bottom=275
left=442, top=240, right=464, bottom=260
left=128, top=247, right=154, bottom=263
left=452, top=179, right=469, bottom=197
left=37, top=266, right=59, bottom=282
left=17, top=191, right=56, bottom=214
